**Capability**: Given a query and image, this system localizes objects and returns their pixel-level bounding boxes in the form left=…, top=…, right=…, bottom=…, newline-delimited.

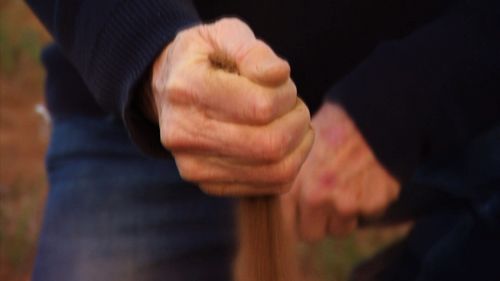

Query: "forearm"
left=27, top=0, right=201, bottom=156
left=26, top=0, right=200, bottom=114
left=328, top=0, right=500, bottom=183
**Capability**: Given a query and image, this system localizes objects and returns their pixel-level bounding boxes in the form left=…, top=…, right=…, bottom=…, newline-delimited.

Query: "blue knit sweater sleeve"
left=26, top=0, right=201, bottom=155
left=328, top=0, right=500, bottom=183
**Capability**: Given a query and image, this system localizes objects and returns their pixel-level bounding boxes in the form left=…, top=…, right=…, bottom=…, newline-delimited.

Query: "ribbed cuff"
left=85, top=0, right=200, bottom=156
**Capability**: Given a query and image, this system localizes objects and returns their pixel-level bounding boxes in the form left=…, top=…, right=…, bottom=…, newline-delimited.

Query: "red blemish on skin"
left=320, top=173, right=337, bottom=189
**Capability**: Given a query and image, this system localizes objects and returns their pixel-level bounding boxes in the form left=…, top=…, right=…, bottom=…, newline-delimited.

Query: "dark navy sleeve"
left=328, top=0, right=500, bottom=183
left=26, top=0, right=201, bottom=156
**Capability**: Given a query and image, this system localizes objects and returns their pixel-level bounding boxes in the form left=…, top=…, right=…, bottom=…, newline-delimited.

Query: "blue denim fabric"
left=33, top=113, right=499, bottom=281
left=33, top=115, right=236, bottom=281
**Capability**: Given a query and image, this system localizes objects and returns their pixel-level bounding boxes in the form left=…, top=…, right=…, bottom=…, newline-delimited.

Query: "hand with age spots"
left=282, top=102, right=400, bottom=241
left=147, top=18, right=314, bottom=197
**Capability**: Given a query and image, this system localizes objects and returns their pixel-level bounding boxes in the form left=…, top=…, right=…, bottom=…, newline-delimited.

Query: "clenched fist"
left=148, top=18, right=314, bottom=196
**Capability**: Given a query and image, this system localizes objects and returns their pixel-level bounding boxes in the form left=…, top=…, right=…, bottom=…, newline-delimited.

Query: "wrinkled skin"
left=149, top=18, right=314, bottom=196
left=282, top=102, right=401, bottom=240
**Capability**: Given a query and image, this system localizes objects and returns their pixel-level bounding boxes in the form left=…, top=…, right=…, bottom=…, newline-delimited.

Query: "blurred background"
left=1, top=1, right=50, bottom=280
left=0, top=1, right=409, bottom=280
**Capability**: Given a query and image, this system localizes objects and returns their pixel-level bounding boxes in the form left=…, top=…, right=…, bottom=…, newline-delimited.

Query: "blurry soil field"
left=0, top=1, right=410, bottom=281
left=1, top=1, right=50, bottom=280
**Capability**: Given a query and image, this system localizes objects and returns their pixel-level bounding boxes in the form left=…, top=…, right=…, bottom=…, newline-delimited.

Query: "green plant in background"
left=0, top=1, right=46, bottom=77
left=297, top=226, right=409, bottom=281
left=20, top=28, right=43, bottom=60
left=0, top=2, right=50, bottom=280
left=322, top=237, right=360, bottom=280
left=0, top=23, right=44, bottom=76
left=0, top=178, right=45, bottom=276
left=0, top=17, right=16, bottom=74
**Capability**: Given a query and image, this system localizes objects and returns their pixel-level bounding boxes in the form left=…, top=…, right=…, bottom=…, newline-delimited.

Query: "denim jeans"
left=33, top=113, right=500, bottom=281
left=33, top=114, right=236, bottom=281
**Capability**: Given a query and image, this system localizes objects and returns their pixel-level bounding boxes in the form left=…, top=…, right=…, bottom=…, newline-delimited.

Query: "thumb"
left=238, top=40, right=291, bottom=86
left=206, top=18, right=290, bottom=86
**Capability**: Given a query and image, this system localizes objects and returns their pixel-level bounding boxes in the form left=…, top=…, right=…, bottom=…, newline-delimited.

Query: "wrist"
left=142, top=42, right=176, bottom=123
left=140, top=41, right=174, bottom=124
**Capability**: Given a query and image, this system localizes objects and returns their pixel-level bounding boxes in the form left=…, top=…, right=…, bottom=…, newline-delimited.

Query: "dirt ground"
left=0, top=2, right=410, bottom=281
left=0, top=1, right=50, bottom=280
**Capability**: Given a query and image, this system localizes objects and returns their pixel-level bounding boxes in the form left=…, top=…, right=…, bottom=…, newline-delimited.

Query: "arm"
left=330, top=0, right=500, bottom=183
left=27, top=1, right=314, bottom=196
left=284, top=0, right=500, bottom=240
left=26, top=0, right=201, bottom=155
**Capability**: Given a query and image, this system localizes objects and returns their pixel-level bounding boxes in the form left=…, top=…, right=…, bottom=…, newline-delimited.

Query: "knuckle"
left=175, top=157, right=222, bottom=183
left=297, top=98, right=311, bottom=123
left=199, top=183, right=236, bottom=197
left=197, top=183, right=211, bottom=195
left=160, top=130, right=174, bottom=148
left=271, top=156, right=301, bottom=185
left=260, top=131, right=289, bottom=161
left=252, top=95, right=276, bottom=123
left=164, top=75, right=182, bottom=94
left=151, top=76, right=164, bottom=94
left=330, top=191, right=358, bottom=217
left=164, top=74, right=194, bottom=104
left=160, top=125, right=181, bottom=149
left=176, top=28, right=190, bottom=40
left=218, top=17, right=241, bottom=26
left=174, top=156, right=199, bottom=181
left=275, top=82, right=297, bottom=115
left=176, top=28, right=198, bottom=45
left=198, top=183, right=221, bottom=196
left=217, top=17, right=250, bottom=32
left=283, top=80, right=297, bottom=104
left=253, top=39, right=270, bottom=50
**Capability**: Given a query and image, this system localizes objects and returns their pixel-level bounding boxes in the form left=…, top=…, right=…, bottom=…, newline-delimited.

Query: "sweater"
left=26, top=0, right=500, bottom=185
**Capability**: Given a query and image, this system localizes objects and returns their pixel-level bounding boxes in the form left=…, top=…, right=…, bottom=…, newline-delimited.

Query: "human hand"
left=282, top=102, right=400, bottom=241
left=148, top=18, right=314, bottom=197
